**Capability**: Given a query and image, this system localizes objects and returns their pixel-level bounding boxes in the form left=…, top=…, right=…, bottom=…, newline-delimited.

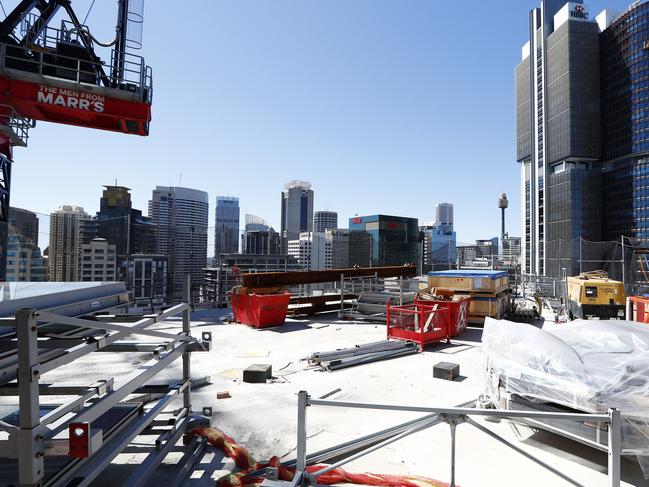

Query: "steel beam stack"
left=307, top=340, right=419, bottom=370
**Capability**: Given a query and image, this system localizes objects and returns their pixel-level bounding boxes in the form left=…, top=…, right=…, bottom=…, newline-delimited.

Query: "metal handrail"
left=291, top=391, right=622, bottom=487
left=0, top=41, right=152, bottom=102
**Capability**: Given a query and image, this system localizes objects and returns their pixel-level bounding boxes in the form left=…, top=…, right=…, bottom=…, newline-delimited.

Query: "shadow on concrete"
left=517, top=427, right=646, bottom=486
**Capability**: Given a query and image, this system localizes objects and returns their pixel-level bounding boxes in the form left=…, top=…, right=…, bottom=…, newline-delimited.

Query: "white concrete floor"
left=10, top=308, right=649, bottom=487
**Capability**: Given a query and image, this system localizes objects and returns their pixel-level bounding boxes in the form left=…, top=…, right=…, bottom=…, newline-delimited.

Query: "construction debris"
left=433, top=361, right=460, bottom=381
left=243, top=364, right=273, bottom=383
left=217, top=391, right=231, bottom=399
left=307, top=340, right=419, bottom=371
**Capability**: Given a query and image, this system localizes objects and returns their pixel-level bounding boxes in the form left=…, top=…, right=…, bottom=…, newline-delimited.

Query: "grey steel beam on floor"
left=308, top=340, right=415, bottom=362
left=325, top=347, right=419, bottom=370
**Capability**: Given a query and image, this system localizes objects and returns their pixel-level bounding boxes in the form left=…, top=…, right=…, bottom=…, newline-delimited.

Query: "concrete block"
left=244, top=364, right=272, bottom=383
left=433, top=361, right=459, bottom=381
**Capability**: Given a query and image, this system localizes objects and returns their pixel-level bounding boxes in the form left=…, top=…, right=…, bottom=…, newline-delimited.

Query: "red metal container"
left=630, top=296, right=649, bottom=324
left=428, top=296, right=471, bottom=336
left=231, top=292, right=291, bottom=328
left=386, top=301, right=451, bottom=348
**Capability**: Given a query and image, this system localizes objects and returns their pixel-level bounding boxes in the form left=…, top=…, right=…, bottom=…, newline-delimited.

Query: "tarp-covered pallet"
left=481, top=318, right=649, bottom=476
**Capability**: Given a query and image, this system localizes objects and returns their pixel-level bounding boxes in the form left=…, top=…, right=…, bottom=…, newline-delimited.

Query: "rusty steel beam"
left=289, top=294, right=357, bottom=306
left=241, top=266, right=417, bottom=288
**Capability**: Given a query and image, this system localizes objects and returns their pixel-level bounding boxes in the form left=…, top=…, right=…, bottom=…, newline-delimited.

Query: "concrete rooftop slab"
left=4, top=309, right=647, bottom=486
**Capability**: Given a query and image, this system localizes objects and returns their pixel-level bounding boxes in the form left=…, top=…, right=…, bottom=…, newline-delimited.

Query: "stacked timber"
left=427, top=270, right=510, bottom=325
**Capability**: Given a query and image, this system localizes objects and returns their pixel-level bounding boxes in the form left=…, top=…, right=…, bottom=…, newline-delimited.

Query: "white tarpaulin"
left=482, top=318, right=649, bottom=476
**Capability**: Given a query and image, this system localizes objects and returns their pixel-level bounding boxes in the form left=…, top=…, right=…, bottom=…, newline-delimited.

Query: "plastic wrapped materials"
left=482, top=318, right=649, bottom=475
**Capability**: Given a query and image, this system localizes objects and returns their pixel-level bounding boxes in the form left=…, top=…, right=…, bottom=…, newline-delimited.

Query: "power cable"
left=0, top=1, right=6, bottom=18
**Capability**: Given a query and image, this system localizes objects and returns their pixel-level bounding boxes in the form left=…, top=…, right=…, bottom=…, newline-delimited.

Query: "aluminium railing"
left=272, top=391, right=623, bottom=487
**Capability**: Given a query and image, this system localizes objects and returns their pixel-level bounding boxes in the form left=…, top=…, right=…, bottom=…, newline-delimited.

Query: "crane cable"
left=0, top=1, right=6, bottom=18
left=82, top=0, right=97, bottom=25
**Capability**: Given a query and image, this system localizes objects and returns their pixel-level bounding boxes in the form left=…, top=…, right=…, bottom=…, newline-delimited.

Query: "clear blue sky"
left=6, top=0, right=628, bottom=249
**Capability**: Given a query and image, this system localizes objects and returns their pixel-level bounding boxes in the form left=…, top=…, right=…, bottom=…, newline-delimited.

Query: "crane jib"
left=0, top=76, right=151, bottom=136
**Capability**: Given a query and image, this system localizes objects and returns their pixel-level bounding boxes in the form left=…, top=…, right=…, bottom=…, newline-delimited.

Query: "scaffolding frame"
left=0, top=277, right=212, bottom=486
left=263, top=391, right=623, bottom=487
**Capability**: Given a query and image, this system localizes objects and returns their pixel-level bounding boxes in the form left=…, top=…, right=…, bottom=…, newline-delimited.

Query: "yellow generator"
left=567, top=271, right=626, bottom=320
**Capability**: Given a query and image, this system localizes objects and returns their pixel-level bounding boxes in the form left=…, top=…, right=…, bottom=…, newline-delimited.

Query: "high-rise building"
left=325, top=229, right=349, bottom=269
left=149, top=186, right=209, bottom=302
left=281, top=180, right=313, bottom=251
left=81, top=186, right=157, bottom=281
left=313, top=210, right=337, bottom=233
left=243, top=231, right=282, bottom=255
left=435, top=203, right=454, bottom=229
left=6, top=232, right=47, bottom=282
left=124, top=254, right=168, bottom=308
left=420, top=222, right=456, bottom=271
left=48, top=205, right=89, bottom=281
left=502, top=236, right=522, bottom=268
left=241, top=214, right=281, bottom=255
left=288, top=232, right=332, bottom=271
left=457, top=238, right=499, bottom=268
left=515, top=1, right=649, bottom=277
left=81, top=185, right=157, bottom=256
left=348, top=215, right=419, bottom=267
left=9, top=207, right=39, bottom=246
left=214, top=196, right=240, bottom=256
left=79, top=238, right=117, bottom=282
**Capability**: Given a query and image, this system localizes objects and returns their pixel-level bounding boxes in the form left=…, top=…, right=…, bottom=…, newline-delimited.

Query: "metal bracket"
left=90, top=378, right=113, bottom=396
left=439, top=414, right=466, bottom=427
left=29, top=364, right=41, bottom=382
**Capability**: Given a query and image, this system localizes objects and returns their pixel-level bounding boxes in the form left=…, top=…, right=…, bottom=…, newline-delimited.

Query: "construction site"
left=0, top=0, right=649, bottom=486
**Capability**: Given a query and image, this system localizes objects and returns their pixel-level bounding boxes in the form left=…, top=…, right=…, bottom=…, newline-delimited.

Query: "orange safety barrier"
left=190, top=427, right=452, bottom=487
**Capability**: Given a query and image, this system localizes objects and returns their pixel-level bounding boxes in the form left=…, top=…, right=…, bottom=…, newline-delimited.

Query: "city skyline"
left=4, top=0, right=572, bottom=247
left=5, top=0, right=630, bottom=252
left=11, top=183, right=506, bottom=252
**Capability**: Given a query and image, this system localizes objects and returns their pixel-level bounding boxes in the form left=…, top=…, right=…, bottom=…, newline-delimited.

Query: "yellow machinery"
left=567, top=271, right=626, bottom=320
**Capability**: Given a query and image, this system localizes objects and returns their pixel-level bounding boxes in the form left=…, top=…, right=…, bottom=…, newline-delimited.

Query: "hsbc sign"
left=570, top=4, right=589, bottom=20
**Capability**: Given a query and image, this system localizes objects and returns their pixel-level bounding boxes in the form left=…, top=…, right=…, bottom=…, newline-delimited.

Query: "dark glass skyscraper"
left=348, top=215, right=419, bottom=267
left=516, top=1, right=649, bottom=277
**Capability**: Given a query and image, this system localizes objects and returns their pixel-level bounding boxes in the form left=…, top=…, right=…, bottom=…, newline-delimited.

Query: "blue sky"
left=6, top=0, right=629, bottom=248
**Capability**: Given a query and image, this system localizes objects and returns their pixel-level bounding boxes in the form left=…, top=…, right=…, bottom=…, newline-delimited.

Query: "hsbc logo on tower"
left=570, top=4, right=589, bottom=20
